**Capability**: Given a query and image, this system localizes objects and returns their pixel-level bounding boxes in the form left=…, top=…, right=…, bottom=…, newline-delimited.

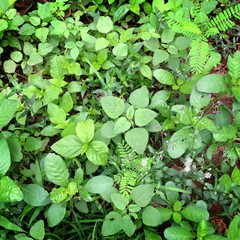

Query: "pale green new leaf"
left=0, top=137, right=11, bottom=177
left=134, top=108, right=157, bottom=127
left=76, top=119, right=94, bottom=143
left=113, top=117, right=131, bottom=135
left=129, top=85, right=149, bottom=109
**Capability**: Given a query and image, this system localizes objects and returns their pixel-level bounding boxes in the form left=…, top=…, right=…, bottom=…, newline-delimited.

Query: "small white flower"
left=184, top=166, right=191, bottom=172
left=141, top=159, right=148, bottom=168
left=185, top=157, right=193, bottom=167
left=205, top=172, right=211, bottom=179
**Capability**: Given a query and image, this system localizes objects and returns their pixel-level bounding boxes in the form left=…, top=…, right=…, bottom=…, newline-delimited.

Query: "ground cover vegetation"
left=1, top=0, right=240, bottom=239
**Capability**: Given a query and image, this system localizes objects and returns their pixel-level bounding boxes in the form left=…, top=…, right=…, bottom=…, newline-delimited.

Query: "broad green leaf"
left=19, top=23, right=35, bottom=35
left=113, top=117, right=131, bottom=134
left=134, top=108, right=157, bottom=127
left=47, top=103, right=66, bottom=125
left=0, top=137, right=11, bottom=177
left=164, top=227, right=194, bottom=240
left=23, top=184, right=50, bottom=206
left=97, top=16, right=113, bottom=33
left=51, top=135, right=83, bottom=158
left=113, top=4, right=130, bottom=22
left=197, top=220, right=208, bottom=238
left=0, top=176, right=23, bottom=202
left=131, top=184, right=154, bottom=207
left=145, top=37, right=160, bottom=51
left=30, top=220, right=45, bottom=240
left=213, top=125, right=237, bottom=142
left=100, top=96, right=124, bottom=119
left=111, top=193, right=129, bottom=210
left=85, top=175, right=114, bottom=194
left=227, top=215, right=240, bottom=240
left=144, top=229, right=162, bottom=240
left=75, top=200, right=89, bottom=214
left=25, top=137, right=42, bottom=151
left=68, top=62, right=82, bottom=75
left=51, top=20, right=66, bottom=35
left=47, top=202, right=67, bottom=227
left=140, top=64, right=152, bottom=80
left=38, top=43, right=53, bottom=56
left=153, top=49, right=169, bottom=66
left=142, top=206, right=163, bottom=226
left=129, top=85, right=149, bottom=109
left=162, top=28, right=175, bottom=43
left=190, top=85, right=211, bottom=110
left=150, top=90, right=172, bottom=109
left=76, top=119, right=94, bottom=143
left=38, top=2, right=51, bottom=19
left=113, top=43, right=128, bottom=58
left=50, top=188, right=68, bottom=203
left=45, top=153, right=69, bottom=187
left=101, top=121, right=118, bottom=138
left=35, top=27, right=49, bottom=42
left=158, top=208, right=173, bottom=222
left=120, top=28, right=134, bottom=42
left=181, top=206, right=209, bottom=222
left=102, top=212, right=123, bottom=236
left=201, top=0, right=218, bottom=14
left=175, top=36, right=192, bottom=50
left=70, top=45, right=79, bottom=60
left=74, top=168, right=84, bottom=185
left=0, top=19, right=8, bottom=31
left=125, top=128, right=148, bottom=154
left=204, top=235, right=227, bottom=240
left=59, top=91, right=73, bottom=113
left=86, top=141, right=109, bottom=165
left=0, top=99, right=17, bottom=129
left=3, top=60, right=16, bottom=73
left=7, top=135, right=22, bottom=162
left=0, top=216, right=26, bottom=233
left=153, top=69, right=175, bottom=85
left=10, top=51, right=23, bottom=62
left=196, top=74, right=226, bottom=93
left=95, top=37, right=109, bottom=51
left=27, top=52, right=43, bottom=66
left=123, top=215, right=136, bottom=237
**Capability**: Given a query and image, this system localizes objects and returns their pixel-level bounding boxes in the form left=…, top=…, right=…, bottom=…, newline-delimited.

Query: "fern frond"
left=206, top=4, right=240, bottom=36
left=119, top=171, right=137, bottom=198
left=189, top=35, right=209, bottom=74
left=228, top=51, right=240, bottom=84
left=175, top=22, right=201, bottom=38
left=203, top=51, right=221, bottom=74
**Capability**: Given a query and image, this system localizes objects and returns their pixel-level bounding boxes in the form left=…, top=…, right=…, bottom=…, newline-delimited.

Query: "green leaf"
left=140, top=64, right=152, bottom=80
left=47, top=202, right=67, bottom=227
left=197, top=220, right=208, bottom=238
left=162, top=28, right=175, bottom=43
left=51, top=135, right=83, bottom=158
left=38, top=43, right=53, bottom=56
left=123, top=215, right=136, bottom=237
left=59, top=91, right=73, bottom=113
left=131, top=184, right=154, bottom=207
left=142, top=206, right=163, bottom=226
left=150, top=90, right=172, bottom=109
left=113, top=4, right=130, bottom=22
left=6, top=135, right=22, bottom=162
left=113, top=43, right=128, bottom=58
left=48, top=103, right=66, bottom=125
left=74, top=168, right=84, bottom=185
left=51, top=20, right=66, bottom=35
left=100, top=96, right=125, bottom=119
left=228, top=51, right=240, bottom=83
left=111, top=193, right=129, bottom=210
left=23, top=184, right=50, bottom=206
left=204, top=235, right=227, bottom=240
left=232, top=86, right=240, bottom=102
left=102, top=212, right=123, bottom=236
left=45, top=153, right=69, bottom=187
left=0, top=216, right=26, bottom=233
left=113, top=117, right=131, bottom=134
left=10, top=51, right=23, bottom=62
left=86, top=141, right=109, bottom=165
left=135, top=108, right=157, bottom=127
left=85, top=175, right=114, bottom=194
left=144, top=229, right=162, bottom=240
left=196, top=74, right=226, bottom=93
left=50, top=188, right=68, bottom=203
left=97, top=16, right=113, bottom=33
left=158, top=208, right=173, bottom=222
left=0, top=137, right=11, bottom=177
left=35, top=27, right=49, bottom=42
left=19, top=23, right=35, bottom=35
left=101, top=121, right=118, bottom=138
left=175, top=37, right=192, bottom=50
left=213, top=125, right=237, bottom=142
left=153, top=49, right=169, bottom=66
left=125, top=128, right=148, bottom=154
left=181, top=206, right=209, bottom=222
left=227, top=215, right=240, bottom=240
left=27, top=52, right=43, bottom=66
left=190, top=85, right=210, bottom=110
left=38, top=2, right=51, bottom=19
left=25, top=137, right=42, bottom=151
left=70, top=46, right=79, bottom=60
left=0, top=176, right=23, bottom=202
left=129, top=85, right=149, bottom=109
left=153, top=69, right=175, bottom=85
left=3, top=60, right=16, bottom=73
left=164, top=227, right=194, bottom=240
left=95, top=37, right=109, bottom=51
left=30, top=220, right=45, bottom=240
left=76, top=119, right=94, bottom=143
left=0, top=19, right=8, bottom=31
